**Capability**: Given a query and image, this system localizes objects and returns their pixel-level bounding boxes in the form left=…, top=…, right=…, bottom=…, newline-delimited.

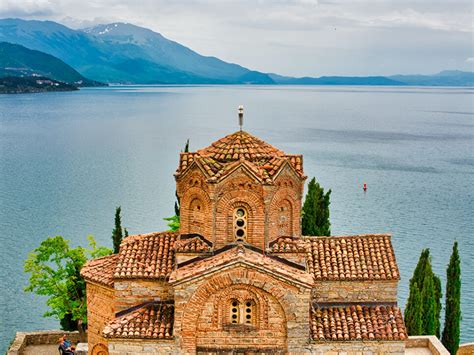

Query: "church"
left=81, top=109, right=407, bottom=354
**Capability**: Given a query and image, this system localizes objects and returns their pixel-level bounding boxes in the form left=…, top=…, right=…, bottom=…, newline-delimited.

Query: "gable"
left=169, top=244, right=314, bottom=289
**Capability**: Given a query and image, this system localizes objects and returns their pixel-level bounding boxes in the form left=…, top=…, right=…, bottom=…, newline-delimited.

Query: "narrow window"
left=233, top=207, right=247, bottom=241
left=230, top=300, right=240, bottom=324
left=244, top=301, right=255, bottom=325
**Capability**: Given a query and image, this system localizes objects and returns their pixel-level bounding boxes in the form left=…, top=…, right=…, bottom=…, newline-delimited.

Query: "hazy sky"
left=1, top=0, right=472, bottom=76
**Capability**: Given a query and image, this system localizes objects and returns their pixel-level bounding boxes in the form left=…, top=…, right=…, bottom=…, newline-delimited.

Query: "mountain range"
left=0, top=18, right=472, bottom=86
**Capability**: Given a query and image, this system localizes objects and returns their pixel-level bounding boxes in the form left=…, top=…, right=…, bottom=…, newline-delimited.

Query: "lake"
left=0, top=85, right=472, bottom=352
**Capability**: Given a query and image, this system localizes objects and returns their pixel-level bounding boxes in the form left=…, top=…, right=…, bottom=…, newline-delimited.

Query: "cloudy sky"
left=0, top=0, right=472, bottom=76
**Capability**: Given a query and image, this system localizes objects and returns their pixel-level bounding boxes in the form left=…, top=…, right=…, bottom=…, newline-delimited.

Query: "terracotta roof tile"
left=197, top=131, right=284, bottom=162
left=81, top=254, right=118, bottom=287
left=306, top=234, right=400, bottom=281
left=114, top=232, right=177, bottom=279
left=175, top=131, right=305, bottom=183
left=103, top=302, right=174, bottom=339
left=311, top=304, right=406, bottom=341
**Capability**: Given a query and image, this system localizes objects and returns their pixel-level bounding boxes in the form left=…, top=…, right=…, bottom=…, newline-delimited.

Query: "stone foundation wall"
left=312, top=280, right=398, bottom=303
left=306, top=340, right=405, bottom=354
left=114, top=279, right=173, bottom=312
left=406, top=336, right=450, bottom=355
left=8, top=330, right=80, bottom=355
left=458, top=342, right=474, bottom=355
left=107, top=339, right=177, bottom=354
left=86, top=282, right=115, bottom=352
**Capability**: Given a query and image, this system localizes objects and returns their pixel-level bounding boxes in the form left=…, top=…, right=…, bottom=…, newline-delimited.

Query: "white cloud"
left=466, top=58, right=474, bottom=63
left=0, top=0, right=471, bottom=76
left=0, top=0, right=58, bottom=16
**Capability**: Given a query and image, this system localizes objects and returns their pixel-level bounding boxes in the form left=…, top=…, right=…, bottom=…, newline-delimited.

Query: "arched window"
left=229, top=299, right=255, bottom=325
left=233, top=207, right=248, bottom=241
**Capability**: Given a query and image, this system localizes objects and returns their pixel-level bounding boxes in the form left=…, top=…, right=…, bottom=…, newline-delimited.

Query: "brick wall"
left=306, top=340, right=405, bottom=354
left=114, top=279, right=173, bottom=312
left=86, top=282, right=115, bottom=353
left=107, top=339, right=177, bottom=354
left=312, top=280, right=398, bottom=303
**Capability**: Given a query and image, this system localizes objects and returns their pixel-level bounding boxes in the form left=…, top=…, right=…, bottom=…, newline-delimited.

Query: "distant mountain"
left=0, top=19, right=274, bottom=84
left=389, top=70, right=474, bottom=86
left=269, top=73, right=404, bottom=86
left=0, top=76, right=78, bottom=94
left=0, top=42, right=103, bottom=86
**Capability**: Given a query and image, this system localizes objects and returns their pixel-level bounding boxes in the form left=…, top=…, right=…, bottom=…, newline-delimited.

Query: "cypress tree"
left=442, top=241, right=461, bottom=355
left=421, top=263, right=437, bottom=335
left=302, top=177, right=331, bottom=236
left=433, top=273, right=442, bottom=337
left=405, top=282, right=423, bottom=335
left=112, top=206, right=124, bottom=253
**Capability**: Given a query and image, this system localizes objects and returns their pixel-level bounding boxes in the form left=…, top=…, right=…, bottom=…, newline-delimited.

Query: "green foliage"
left=442, top=242, right=461, bottom=354
left=184, top=139, right=190, bottom=153
left=421, top=267, right=437, bottom=335
left=302, top=177, right=331, bottom=236
left=24, top=235, right=112, bottom=338
left=404, top=249, right=442, bottom=336
left=112, top=206, right=127, bottom=253
left=405, top=282, right=423, bottom=334
left=164, top=215, right=180, bottom=232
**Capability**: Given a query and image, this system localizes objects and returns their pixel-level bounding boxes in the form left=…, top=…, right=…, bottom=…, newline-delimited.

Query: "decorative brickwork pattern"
left=310, top=304, right=406, bottom=341
left=81, top=254, right=118, bottom=287
left=307, top=234, right=400, bottom=281
left=114, top=232, right=176, bottom=279
left=103, top=302, right=174, bottom=339
left=175, top=234, right=212, bottom=253
left=269, top=236, right=306, bottom=253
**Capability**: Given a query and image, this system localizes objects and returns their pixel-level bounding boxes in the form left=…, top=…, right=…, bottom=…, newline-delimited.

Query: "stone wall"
left=458, top=342, right=474, bottom=355
left=312, top=280, right=398, bottom=303
left=307, top=340, right=405, bottom=354
left=406, top=336, right=450, bottom=355
left=114, top=279, right=173, bottom=312
left=86, top=282, right=115, bottom=353
left=8, top=330, right=80, bottom=355
left=107, top=339, right=177, bottom=354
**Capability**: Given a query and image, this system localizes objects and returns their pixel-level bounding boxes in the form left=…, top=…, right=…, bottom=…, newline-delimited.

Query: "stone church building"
left=81, top=123, right=407, bottom=354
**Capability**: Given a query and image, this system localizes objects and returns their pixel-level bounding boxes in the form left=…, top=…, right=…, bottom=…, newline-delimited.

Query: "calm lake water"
left=0, top=85, right=473, bottom=352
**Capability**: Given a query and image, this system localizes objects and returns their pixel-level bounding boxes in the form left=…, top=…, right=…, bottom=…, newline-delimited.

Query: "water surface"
left=0, top=85, right=472, bottom=352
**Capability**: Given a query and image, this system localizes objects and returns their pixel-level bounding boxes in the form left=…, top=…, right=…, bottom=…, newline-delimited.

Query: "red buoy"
left=363, top=183, right=367, bottom=191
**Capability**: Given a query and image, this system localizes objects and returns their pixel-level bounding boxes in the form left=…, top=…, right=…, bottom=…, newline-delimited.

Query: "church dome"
left=197, top=131, right=284, bottom=162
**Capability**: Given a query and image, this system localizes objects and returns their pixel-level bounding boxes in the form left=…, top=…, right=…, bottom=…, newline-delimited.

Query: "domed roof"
left=197, top=131, right=284, bottom=162
left=176, top=130, right=305, bottom=183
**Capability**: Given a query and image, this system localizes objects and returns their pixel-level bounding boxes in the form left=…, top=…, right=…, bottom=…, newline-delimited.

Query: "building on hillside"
left=81, top=110, right=407, bottom=354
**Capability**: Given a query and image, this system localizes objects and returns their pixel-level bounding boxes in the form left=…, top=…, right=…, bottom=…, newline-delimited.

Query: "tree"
left=405, top=282, right=423, bottom=335
left=421, top=265, right=437, bottom=335
left=404, top=249, right=442, bottom=336
left=442, top=241, right=461, bottom=354
left=112, top=206, right=127, bottom=253
left=302, top=177, right=331, bottom=236
left=164, top=215, right=180, bottom=232
left=24, top=235, right=111, bottom=341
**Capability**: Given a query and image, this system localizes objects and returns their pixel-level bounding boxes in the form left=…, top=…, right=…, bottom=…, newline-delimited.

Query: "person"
left=59, top=335, right=75, bottom=354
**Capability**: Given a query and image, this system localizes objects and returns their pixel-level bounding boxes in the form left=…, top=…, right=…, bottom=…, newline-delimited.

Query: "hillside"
left=0, top=42, right=104, bottom=86
left=389, top=70, right=474, bottom=87
left=0, top=76, right=78, bottom=94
